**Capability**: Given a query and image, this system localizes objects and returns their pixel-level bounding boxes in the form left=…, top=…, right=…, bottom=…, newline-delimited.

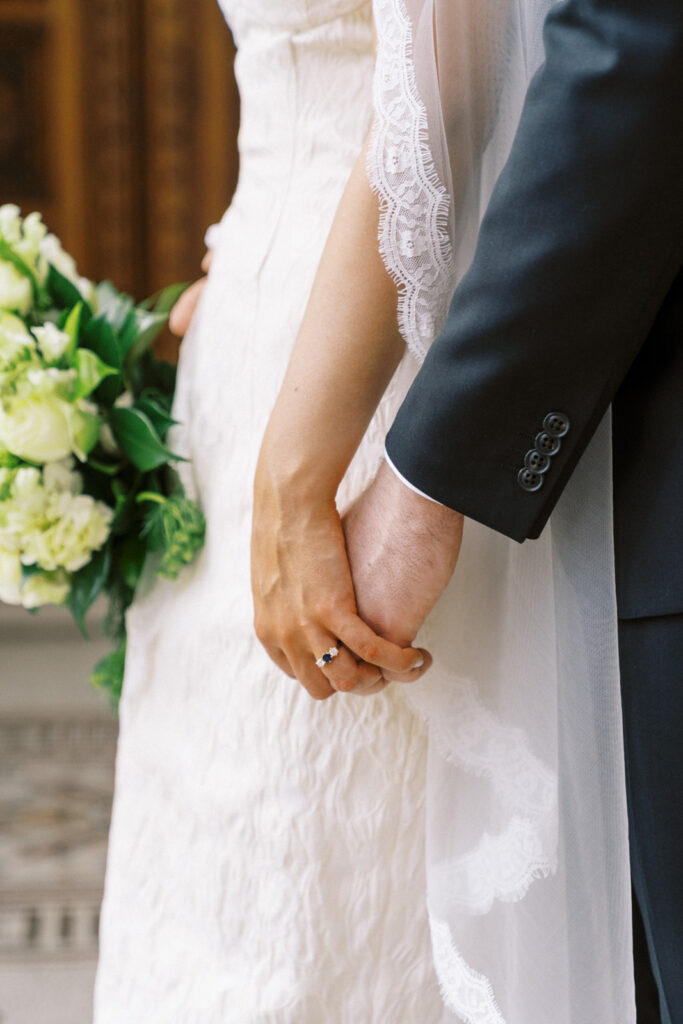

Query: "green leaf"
left=63, top=301, right=84, bottom=365
left=68, top=544, right=112, bottom=640
left=117, top=536, right=147, bottom=591
left=109, top=406, right=190, bottom=472
left=121, top=309, right=168, bottom=365
left=90, top=636, right=126, bottom=710
left=135, top=394, right=179, bottom=437
left=81, top=315, right=122, bottom=405
left=73, top=347, right=118, bottom=399
left=139, top=281, right=189, bottom=314
left=47, top=264, right=85, bottom=311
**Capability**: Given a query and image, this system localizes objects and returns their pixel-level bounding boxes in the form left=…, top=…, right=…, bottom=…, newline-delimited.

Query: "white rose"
left=0, top=393, right=74, bottom=463
left=20, top=568, right=71, bottom=609
left=0, top=547, right=23, bottom=604
left=32, top=322, right=71, bottom=363
left=0, top=312, right=36, bottom=369
left=0, top=261, right=32, bottom=316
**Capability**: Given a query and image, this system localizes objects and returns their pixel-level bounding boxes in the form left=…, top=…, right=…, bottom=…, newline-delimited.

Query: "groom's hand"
left=343, top=459, right=464, bottom=683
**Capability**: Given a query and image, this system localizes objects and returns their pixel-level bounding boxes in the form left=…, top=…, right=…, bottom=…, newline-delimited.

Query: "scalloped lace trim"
left=430, top=916, right=506, bottom=1024
left=405, top=674, right=558, bottom=913
left=367, top=0, right=454, bottom=363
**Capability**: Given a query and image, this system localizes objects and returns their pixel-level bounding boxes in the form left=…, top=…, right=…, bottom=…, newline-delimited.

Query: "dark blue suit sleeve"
left=384, top=0, right=683, bottom=541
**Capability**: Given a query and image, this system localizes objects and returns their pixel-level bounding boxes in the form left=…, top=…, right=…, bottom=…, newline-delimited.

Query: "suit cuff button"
left=524, top=449, right=550, bottom=473
left=543, top=412, right=570, bottom=438
left=535, top=431, right=562, bottom=456
left=517, top=467, right=544, bottom=492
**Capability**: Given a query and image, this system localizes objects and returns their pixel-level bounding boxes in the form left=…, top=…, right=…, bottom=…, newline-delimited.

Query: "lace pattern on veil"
left=366, top=1, right=634, bottom=1021
left=366, top=0, right=453, bottom=362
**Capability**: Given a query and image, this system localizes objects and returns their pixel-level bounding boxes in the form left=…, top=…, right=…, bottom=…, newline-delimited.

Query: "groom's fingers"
left=334, top=613, right=425, bottom=675
left=380, top=649, right=433, bottom=683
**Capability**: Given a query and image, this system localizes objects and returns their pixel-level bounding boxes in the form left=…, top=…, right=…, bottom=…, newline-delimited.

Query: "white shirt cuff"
left=383, top=447, right=446, bottom=507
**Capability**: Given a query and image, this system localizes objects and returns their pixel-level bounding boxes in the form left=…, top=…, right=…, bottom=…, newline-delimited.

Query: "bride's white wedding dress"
left=93, top=2, right=448, bottom=1021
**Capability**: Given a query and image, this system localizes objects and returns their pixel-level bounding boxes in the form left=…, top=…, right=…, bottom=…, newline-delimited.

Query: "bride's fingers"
left=334, top=612, right=424, bottom=676
left=285, top=644, right=336, bottom=701
left=261, top=641, right=296, bottom=678
left=309, top=636, right=383, bottom=693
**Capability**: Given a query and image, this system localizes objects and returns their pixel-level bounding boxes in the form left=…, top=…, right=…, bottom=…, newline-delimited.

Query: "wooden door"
left=0, top=0, right=240, bottom=359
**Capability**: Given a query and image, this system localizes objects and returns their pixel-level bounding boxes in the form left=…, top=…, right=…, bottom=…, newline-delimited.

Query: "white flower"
left=0, top=392, right=74, bottom=463
left=0, top=364, right=100, bottom=463
left=21, top=491, right=113, bottom=572
left=0, top=547, right=23, bottom=604
left=20, top=569, right=70, bottom=609
left=0, top=205, right=22, bottom=245
left=0, top=261, right=32, bottom=316
left=32, top=322, right=71, bottom=363
left=13, top=211, right=48, bottom=271
left=43, top=456, right=82, bottom=495
left=0, top=312, right=36, bottom=369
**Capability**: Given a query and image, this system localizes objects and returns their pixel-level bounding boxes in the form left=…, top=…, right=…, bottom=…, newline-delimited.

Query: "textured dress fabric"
left=93, top=3, right=450, bottom=1021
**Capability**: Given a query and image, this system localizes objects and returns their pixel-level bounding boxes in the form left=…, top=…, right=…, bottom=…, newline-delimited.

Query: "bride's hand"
left=251, top=453, right=430, bottom=700
left=169, top=250, right=213, bottom=337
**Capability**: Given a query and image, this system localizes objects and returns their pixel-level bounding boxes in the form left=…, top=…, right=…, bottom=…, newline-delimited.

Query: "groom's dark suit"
left=384, top=0, right=683, bottom=1020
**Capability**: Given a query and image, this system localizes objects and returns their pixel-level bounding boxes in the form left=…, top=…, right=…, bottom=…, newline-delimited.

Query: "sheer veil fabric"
left=366, top=2, right=636, bottom=1022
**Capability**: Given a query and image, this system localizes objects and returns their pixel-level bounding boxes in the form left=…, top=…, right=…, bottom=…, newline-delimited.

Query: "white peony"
left=0, top=261, right=32, bottom=316
left=32, top=322, right=70, bottom=363
left=20, top=569, right=70, bottom=609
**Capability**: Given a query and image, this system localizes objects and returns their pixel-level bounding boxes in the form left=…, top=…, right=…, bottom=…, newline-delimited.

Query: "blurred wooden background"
left=0, top=0, right=240, bottom=361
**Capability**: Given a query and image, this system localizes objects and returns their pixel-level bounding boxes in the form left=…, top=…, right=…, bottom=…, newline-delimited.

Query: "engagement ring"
left=315, top=646, right=340, bottom=669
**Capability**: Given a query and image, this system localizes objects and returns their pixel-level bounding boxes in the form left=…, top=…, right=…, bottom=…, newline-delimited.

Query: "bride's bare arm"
left=251, top=132, right=431, bottom=699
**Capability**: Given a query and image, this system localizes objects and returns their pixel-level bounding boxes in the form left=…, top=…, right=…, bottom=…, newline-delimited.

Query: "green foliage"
left=72, top=348, right=118, bottom=399
left=138, top=493, right=206, bottom=580
left=68, top=543, right=112, bottom=640
left=1, top=218, right=202, bottom=714
left=47, top=264, right=85, bottom=311
left=109, top=406, right=190, bottom=473
left=90, top=637, right=126, bottom=709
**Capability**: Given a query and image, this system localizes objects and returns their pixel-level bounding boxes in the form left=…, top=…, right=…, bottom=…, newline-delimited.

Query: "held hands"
left=251, top=449, right=431, bottom=699
left=251, top=452, right=463, bottom=699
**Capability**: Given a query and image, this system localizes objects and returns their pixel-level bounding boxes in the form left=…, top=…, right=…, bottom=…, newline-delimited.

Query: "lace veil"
left=367, top=2, right=636, bottom=1022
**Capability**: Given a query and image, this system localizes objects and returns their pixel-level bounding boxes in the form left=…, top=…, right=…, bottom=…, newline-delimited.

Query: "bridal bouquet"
left=0, top=205, right=205, bottom=708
